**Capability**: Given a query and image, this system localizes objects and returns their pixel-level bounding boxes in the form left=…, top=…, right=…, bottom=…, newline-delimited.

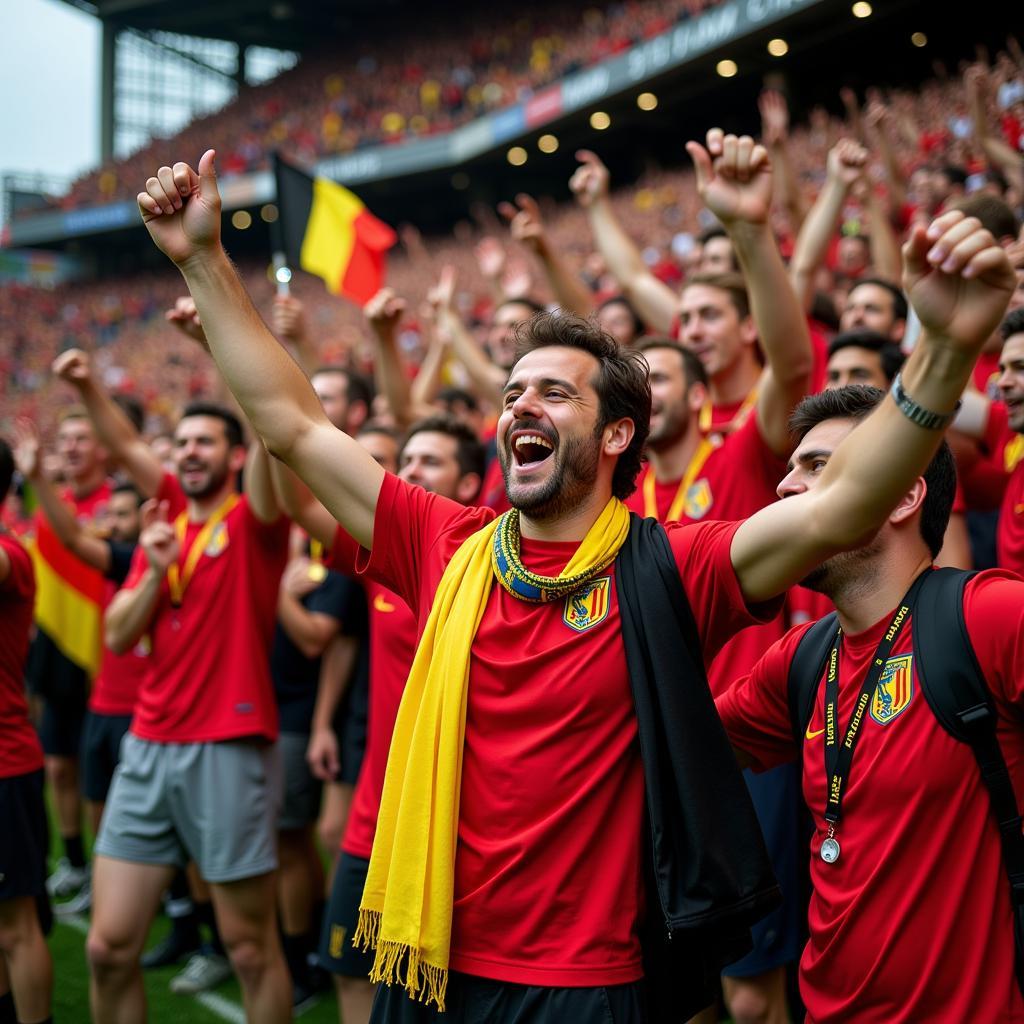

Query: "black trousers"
left=371, top=971, right=646, bottom=1024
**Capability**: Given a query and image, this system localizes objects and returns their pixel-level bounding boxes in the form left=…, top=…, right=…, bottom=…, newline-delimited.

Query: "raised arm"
left=271, top=294, right=321, bottom=378
left=733, top=211, right=1014, bottom=601
left=105, top=500, right=176, bottom=653
left=863, top=100, right=908, bottom=219
left=758, top=89, right=808, bottom=232
left=244, top=439, right=282, bottom=525
left=363, top=288, right=420, bottom=430
left=570, top=150, right=677, bottom=333
left=966, top=64, right=1024, bottom=201
left=137, top=152, right=383, bottom=550
left=13, top=418, right=112, bottom=573
left=270, top=460, right=337, bottom=549
left=52, top=348, right=164, bottom=498
left=688, top=130, right=813, bottom=457
left=789, top=139, right=869, bottom=311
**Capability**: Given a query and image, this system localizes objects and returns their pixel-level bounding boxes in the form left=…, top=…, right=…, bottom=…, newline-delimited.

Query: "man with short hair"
left=86, top=402, right=292, bottom=1024
left=717, top=383, right=1024, bottom=1022
left=0, top=436, right=54, bottom=1024
left=825, top=330, right=905, bottom=390
left=138, top=147, right=1012, bottom=1023
left=996, top=308, right=1024, bottom=572
left=839, top=277, right=908, bottom=341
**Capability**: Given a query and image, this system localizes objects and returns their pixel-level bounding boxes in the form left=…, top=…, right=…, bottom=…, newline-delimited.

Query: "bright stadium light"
left=590, top=111, right=611, bottom=130
left=261, top=204, right=279, bottom=223
left=767, top=38, right=789, bottom=57
left=507, top=146, right=528, bottom=166
left=911, top=32, right=928, bottom=47
left=231, top=210, right=252, bottom=230
left=637, top=92, right=658, bottom=111
left=852, top=1, right=872, bottom=17
left=538, top=134, right=559, bottom=153
left=716, top=59, right=738, bottom=78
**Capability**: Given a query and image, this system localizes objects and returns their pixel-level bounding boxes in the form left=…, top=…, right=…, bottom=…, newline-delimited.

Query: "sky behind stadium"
left=1, top=0, right=99, bottom=183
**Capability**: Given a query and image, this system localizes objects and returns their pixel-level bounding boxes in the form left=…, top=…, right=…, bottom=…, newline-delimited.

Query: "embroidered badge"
left=562, top=576, right=611, bottom=633
left=870, top=654, right=914, bottom=726
left=203, top=521, right=230, bottom=557
left=329, top=924, right=347, bottom=959
left=683, top=479, right=713, bottom=520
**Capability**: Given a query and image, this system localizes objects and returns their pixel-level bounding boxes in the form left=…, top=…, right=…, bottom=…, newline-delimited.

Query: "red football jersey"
left=999, top=460, right=1024, bottom=575
left=717, top=571, right=1024, bottom=1023
left=357, top=473, right=778, bottom=987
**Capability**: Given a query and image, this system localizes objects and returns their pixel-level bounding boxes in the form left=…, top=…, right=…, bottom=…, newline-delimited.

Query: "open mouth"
left=511, top=432, right=555, bottom=471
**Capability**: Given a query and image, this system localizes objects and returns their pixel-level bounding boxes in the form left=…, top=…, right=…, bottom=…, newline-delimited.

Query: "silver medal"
left=820, top=836, right=841, bottom=864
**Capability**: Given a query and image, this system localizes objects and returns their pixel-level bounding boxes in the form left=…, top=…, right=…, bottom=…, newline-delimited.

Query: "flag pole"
left=270, top=151, right=291, bottom=296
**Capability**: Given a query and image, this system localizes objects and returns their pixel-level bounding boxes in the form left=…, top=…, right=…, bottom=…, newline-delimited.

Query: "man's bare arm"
left=733, top=212, right=1015, bottom=602
left=244, top=440, right=282, bottom=525
left=137, top=152, right=383, bottom=550
left=270, top=460, right=338, bottom=549
left=364, top=288, right=419, bottom=430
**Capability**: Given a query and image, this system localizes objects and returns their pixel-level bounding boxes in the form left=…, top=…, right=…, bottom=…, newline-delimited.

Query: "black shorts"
left=0, top=769, right=50, bottom=903
left=371, top=971, right=646, bottom=1023
left=81, top=711, right=132, bottom=803
left=38, top=691, right=89, bottom=758
left=319, top=852, right=375, bottom=978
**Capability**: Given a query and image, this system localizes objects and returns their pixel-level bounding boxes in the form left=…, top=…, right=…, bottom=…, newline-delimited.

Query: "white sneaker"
left=169, top=951, right=233, bottom=994
left=54, top=878, right=92, bottom=917
left=46, top=858, right=89, bottom=899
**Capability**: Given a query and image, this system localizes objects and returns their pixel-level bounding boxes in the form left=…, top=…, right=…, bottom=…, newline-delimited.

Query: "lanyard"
left=642, top=438, right=716, bottom=522
left=166, top=493, right=239, bottom=607
left=819, top=570, right=929, bottom=863
left=698, top=385, right=758, bottom=437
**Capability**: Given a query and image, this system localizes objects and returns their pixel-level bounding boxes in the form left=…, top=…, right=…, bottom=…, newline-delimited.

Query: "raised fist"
left=363, top=288, right=406, bottom=335
left=569, top=150, right=611, bottom=208
left=52, top=348, right=92, bottom=386
left=686, top=128, right=773, bottom=227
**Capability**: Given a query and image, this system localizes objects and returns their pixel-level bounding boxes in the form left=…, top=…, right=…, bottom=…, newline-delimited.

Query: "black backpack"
left=786, top=567, right=1024, bottom=996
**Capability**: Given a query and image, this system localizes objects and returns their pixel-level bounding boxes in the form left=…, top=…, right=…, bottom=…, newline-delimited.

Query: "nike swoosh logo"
left=805, top=726, right=826, bottom=740
left=373, top=594, right=396, bottom=613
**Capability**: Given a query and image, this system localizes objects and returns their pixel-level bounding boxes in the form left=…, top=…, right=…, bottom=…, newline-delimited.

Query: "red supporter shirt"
left=0, top=533, right=42, bottom=779
left=327, top=525, right=417, bottom=860
left=624, top=415, right=789, bottom=697
left=717, top=571, right=1024, bottom=1023
left=999, top=460, right=1024, bottom=574
left=123, top=475, right=289, bottom=743
left=353, top=473, right=777, bottom=987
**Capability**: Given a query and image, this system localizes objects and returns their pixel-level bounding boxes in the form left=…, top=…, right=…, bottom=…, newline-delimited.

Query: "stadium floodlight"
left=261, top=204, right=279, bottom=223
left=767, top=38, right=789, bottom=57
left=590, top=111, right=611, bottom=130
left=231, top=210, right=253, bottom=230
left=911, top=32, right=928, bottom=47
left=716, top=60, right=738, bottom=78
left=507, top=146, right=528, bottom=166
left=538, top=134, right=559, bottom=153
left=637, top=92, right=658, bottom=111
left=851, top=1, right=872, bottom=17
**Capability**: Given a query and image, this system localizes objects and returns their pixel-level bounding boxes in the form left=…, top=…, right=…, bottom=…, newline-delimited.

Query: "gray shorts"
left=95, top=733, right=282, bottom=883
left=277, top=731, right=322, bottom=831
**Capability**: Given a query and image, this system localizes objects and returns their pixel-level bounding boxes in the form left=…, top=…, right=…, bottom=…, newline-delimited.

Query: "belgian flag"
left=273, top=154, right=397, bottom=304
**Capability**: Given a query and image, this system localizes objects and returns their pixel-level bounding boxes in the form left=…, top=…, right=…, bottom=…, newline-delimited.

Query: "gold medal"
left=307, top=563, right=328, bottom=583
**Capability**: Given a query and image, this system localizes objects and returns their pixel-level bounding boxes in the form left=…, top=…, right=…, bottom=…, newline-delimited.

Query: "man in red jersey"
left=0, top=436, right=54, bottom=1024
left=996, top=307, right=1024, bottom=571
left=138, top=143, right=1012, bottom=1023
left=85, top=402, right=291, bottom=1024
left=278, top=415, right=484, bottom=1024
left=717, top=384, right=1024, bottom=1023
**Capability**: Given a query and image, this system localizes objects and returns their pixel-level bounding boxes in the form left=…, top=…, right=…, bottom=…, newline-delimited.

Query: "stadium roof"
left=58, top=0, right=423, bottom=52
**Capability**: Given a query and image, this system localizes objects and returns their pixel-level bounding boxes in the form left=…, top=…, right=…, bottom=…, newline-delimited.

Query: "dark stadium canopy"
left=59, top=0, right=455, bottom=52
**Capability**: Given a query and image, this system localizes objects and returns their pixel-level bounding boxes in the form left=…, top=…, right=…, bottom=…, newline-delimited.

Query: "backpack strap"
left=913, top=567, right=1024, bottom=997
left=787, top=612, right=839, bottom=746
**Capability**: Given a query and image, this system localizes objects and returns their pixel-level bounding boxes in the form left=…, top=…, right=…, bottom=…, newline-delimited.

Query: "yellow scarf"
left=355, top=496, right=631, bottom=1009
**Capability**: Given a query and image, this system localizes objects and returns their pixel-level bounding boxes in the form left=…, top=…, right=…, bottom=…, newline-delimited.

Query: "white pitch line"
left=56, top=914, right=247, bottom=1024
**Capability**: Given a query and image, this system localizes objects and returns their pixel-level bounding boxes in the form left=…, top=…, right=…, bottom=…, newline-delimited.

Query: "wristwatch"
left=889, top=372, right=960, bottom=430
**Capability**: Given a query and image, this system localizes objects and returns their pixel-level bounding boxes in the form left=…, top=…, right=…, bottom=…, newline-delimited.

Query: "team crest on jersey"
left=870, top=654, right=914, bottom=726
left=563, top=576, right=611, bottom=633
left=683, top=479, right=713, bottom=520
left=204, top=521, right=230, bottom=557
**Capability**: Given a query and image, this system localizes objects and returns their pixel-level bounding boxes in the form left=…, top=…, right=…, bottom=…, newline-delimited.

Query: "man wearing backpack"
left=717, top=384, right=1024, bottom=1023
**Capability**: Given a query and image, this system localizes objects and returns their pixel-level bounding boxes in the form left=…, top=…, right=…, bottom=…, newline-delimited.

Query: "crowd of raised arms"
left=2, top=32, right=1024, bottom=1024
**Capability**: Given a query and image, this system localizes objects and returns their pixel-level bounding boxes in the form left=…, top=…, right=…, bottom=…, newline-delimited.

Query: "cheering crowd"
left=3, top=38, right=1024, bottom=1024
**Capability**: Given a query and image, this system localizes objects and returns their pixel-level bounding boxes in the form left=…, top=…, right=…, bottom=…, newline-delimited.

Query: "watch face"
left=820, top=837, right=840, bottom=864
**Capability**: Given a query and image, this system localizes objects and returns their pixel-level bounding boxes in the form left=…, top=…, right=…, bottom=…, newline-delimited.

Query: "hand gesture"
left=137, top=149, right=221, bottom=267
left=758, top=90, right=790, bottom=147
left=474, top=236, right=506, bottom=281
left=963, top=63, right=989, bottom=104
left=569, top=150, right=611, bottom=208
left=307, top=726, right=340, bottom=782
left=52, top=348, right=93, bottom=387
left=686, top=128, right=773, bottom=227
left=165, top=295, right=208, bottom=348
left=426, top=265, right=457, bottom=318
left=904, top=210, right=1015, bottom=351
left=501, top=257, right=534, bottom=300
left=363, top=287, right=406, bottom=337
left=139, top=499, right=180, bottom=574
left=498, top=193, right=548, bottom=253
left=864, top=100, right=890, bottom=133
left=826, top=138, right=869, bottom=189
left=280, top=556, right=322, bottom=599
left=271, top=294, right=308, bottom=343
left=12, top=418, right=42, bottom=480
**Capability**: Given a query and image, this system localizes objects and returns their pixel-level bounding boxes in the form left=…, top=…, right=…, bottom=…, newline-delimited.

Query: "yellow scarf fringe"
left=357, top=497, right=631, bottom=1010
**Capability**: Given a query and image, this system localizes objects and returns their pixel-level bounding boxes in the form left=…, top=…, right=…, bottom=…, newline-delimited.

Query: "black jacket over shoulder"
left=615, top=514, right=782, bottom=1022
